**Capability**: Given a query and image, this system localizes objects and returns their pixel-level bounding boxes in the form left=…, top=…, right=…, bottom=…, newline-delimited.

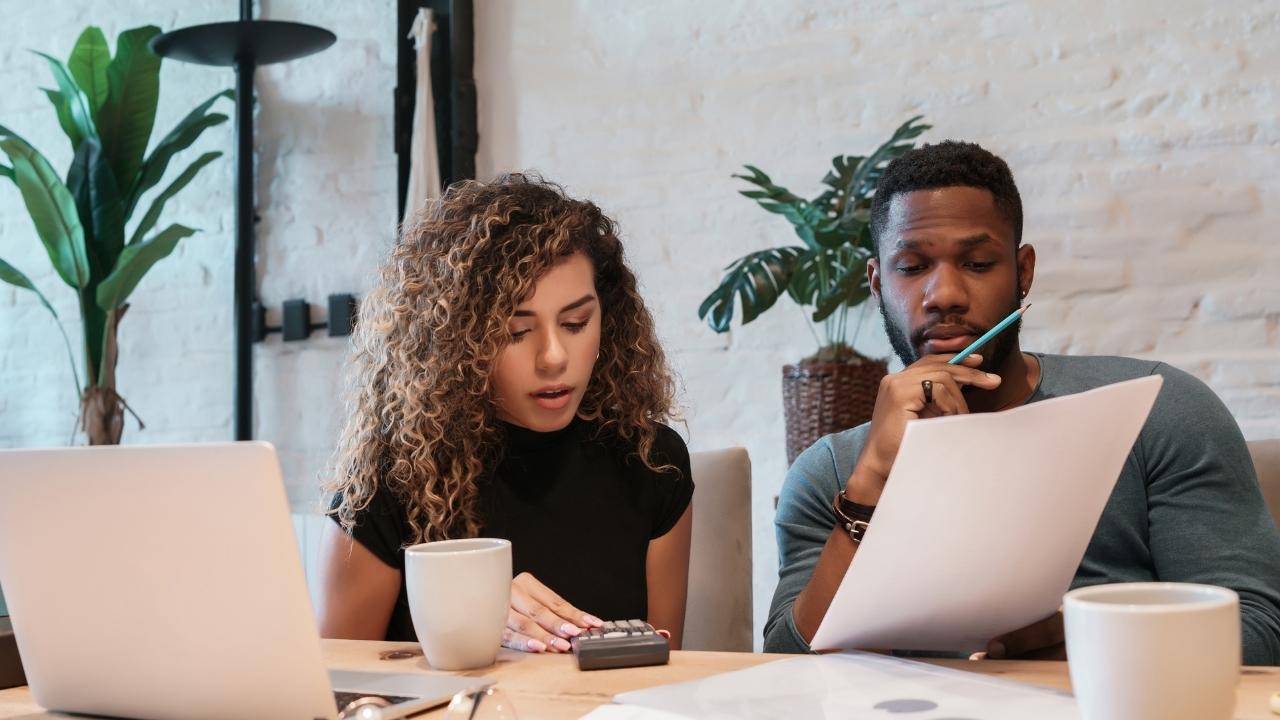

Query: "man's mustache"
left=910, top=318, right=989, bottom=348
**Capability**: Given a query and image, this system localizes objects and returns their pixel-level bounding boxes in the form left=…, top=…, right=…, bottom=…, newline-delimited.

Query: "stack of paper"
left=607, top=652, right=1078, bottom=719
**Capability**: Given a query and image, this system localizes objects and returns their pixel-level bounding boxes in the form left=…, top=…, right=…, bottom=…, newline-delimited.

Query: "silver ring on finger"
left=921, top=379, right=934, bottom=405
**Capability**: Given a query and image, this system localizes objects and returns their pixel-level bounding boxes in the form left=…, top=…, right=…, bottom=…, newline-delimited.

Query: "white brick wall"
left=3, top=1, right=1278, bottom=645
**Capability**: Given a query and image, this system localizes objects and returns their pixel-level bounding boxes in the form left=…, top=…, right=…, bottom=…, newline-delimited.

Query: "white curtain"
left=404, top=7, right=442, bottom=223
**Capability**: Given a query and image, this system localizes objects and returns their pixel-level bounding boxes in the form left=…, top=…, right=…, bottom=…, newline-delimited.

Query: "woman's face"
left=492, top=252, right=602, bottom=432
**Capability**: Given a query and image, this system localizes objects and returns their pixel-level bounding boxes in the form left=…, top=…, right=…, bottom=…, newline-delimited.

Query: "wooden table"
left=2, top=639, right=1280, bottom=718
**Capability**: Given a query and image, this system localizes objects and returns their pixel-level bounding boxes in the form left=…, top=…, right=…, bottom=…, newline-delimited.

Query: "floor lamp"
left=151, top=2, right=335, bottom=441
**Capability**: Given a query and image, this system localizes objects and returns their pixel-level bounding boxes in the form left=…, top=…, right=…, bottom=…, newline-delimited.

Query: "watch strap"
left=832, top=490, right=875, bottom=543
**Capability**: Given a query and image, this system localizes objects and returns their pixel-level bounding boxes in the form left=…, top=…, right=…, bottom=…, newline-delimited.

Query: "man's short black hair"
left=869, top=141, right=1023, bottom=252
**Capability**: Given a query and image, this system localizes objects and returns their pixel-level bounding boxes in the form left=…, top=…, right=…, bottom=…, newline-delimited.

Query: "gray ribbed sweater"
left=764, top=354, right=1280, bottom=665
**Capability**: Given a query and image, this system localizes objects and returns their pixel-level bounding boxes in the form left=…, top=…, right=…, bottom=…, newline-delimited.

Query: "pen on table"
left=947, top=304, right=1031, bottom=365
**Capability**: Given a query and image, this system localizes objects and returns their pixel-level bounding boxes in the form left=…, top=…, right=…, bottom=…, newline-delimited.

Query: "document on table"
left=811, top=374, right=1163, bottom=653
left=608, top=652, right=1079, bottom=720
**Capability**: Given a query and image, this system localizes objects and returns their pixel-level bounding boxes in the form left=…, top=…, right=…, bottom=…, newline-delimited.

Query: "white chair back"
left=683, top=447, right=753, bottom=652
left=1248, top=439, right=1280, bottom=528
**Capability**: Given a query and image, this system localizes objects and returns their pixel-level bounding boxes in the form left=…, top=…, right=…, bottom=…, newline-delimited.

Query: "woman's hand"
left=502, top=572, right=604, bottom=653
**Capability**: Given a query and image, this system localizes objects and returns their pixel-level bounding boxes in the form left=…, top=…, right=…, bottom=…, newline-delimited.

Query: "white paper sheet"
left=613, top=652, right=1079, bottom=720
left=812, top=375, right=1163, bottom=653
left=580, top=704, right=698, bottom=720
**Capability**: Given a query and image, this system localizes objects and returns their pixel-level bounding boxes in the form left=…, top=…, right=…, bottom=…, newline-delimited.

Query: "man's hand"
left=979, top=610, right=1066, bottom=660
left=502, top=572, right=604, bottom=653
left=845, top=353, right=1002, bottom=504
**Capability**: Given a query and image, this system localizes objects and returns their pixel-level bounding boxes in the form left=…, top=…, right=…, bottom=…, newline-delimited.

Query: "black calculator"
left=571, top=619, right=670, bottom=671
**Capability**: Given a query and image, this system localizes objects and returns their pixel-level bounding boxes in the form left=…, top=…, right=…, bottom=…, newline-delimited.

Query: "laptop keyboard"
left=334, top=690, right=417, bottom=713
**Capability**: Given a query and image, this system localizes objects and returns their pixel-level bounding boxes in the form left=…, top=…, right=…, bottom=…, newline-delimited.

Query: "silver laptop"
left=0, top=442, right=491, bottom=719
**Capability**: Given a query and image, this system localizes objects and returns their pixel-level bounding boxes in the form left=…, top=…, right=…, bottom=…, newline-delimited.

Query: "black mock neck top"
left=332, top=418, right=693, bottom=641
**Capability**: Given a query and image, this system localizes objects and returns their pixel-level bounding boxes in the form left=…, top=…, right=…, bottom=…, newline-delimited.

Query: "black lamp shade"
left=150, top=20, right=335, bottom=67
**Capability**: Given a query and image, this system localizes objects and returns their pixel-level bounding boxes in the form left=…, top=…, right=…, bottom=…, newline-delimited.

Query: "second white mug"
left=1064, top=582, right=1239, bottom=720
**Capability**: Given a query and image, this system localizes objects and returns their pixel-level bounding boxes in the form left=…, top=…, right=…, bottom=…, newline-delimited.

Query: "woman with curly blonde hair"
left=316, top=174, right=693, bottom=652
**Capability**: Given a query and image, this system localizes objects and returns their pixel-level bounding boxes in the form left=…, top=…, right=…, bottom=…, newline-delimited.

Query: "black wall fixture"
left=395, top=0, right=477, bottom=220
left=151, top=1, right=335, bottom=441
left=253, top=294, right=358, bottom=343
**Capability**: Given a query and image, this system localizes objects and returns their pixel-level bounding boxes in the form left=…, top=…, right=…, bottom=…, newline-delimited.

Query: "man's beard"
left=879, top=290, right=1022, bottom=375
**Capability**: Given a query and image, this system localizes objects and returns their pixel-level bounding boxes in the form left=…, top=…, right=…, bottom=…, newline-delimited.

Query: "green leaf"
left=126, top=89, right=232, bottom=218
left=129, top=151, right=220, bottom=246
left=81, top=286, right=106, bottom=388
left=96, top=223, right=196, bottom=311
left=808, top=216, right=861, bottom=251
left=812, top=266, right=871, bottom=323
left=0, top=257, right=59, bottom=317
left=68, top=27, right=112, bottom=115
left=697, top=247, right=807, bottom=332
left=33, top=52, right=97, bottom=147
left=42, top=88, right=83, bottom=150
left=786, top=250, right=834, bottom=307
left=0, top=127, right=90, bottom=288
left=0, top=163, right=12, bottom=181
left=66, top=137, right=124, bottom=274
left=733, top=164, right=806, bottom=206
left=857, top=222, right=875, bottom=253
left=0, top=256, right=82, bottom=393
left=817, top=154, right=863, bottom=216
left=97, top=25, right=162, bottom=192
left=65, top=139, right=98, bottom=271
left=847, top=116, right=932, bottom=205
left=734, top=164, right=844, bottom=251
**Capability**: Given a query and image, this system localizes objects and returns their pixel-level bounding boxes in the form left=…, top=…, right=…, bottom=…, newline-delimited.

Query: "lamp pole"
left=151, top=3, right=335, bottom=440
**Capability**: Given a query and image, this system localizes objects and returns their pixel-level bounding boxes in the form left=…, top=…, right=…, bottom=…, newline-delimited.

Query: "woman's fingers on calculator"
left=509, top=573, right=586, bottom=652
left=504, top=609, right=569, bottom=653
left=512, top=572, right=593, bottom=634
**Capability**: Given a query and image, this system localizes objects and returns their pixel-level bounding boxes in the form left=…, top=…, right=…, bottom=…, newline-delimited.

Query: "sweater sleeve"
left=1141, top=363, right=1280, bottom=665
left=763, top=431, right=859, bottom=653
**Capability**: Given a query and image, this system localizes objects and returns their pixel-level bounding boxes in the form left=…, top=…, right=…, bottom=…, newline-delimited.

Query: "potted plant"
left=699, top=117, right=930, bottom=462
left=0, top=26, right=230, bottom=444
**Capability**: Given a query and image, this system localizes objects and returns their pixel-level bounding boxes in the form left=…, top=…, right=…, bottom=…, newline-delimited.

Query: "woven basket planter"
left=782, top=359, right=889, bottom=464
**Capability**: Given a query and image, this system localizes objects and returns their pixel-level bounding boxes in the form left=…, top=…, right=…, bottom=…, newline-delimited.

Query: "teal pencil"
left=947, top=304, right=1031, bottom=365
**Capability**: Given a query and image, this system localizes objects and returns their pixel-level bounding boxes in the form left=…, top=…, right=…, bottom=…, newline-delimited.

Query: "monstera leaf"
left=698, top=247, right=807, bottom=332
left=699, top=117, right=932, bottom=355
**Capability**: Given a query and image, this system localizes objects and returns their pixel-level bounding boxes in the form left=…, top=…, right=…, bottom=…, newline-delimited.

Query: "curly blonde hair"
left=326, top=173, right=678, bottom=543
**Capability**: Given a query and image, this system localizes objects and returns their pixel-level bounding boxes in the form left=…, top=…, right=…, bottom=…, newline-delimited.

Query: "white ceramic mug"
left=1063, top=582, right=1239, bottom=720
left=405, top=538, right=512, bottom=671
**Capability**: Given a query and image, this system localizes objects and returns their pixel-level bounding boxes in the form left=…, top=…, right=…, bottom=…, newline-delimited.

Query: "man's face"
left=868, top=186, right=1035, bottom=374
